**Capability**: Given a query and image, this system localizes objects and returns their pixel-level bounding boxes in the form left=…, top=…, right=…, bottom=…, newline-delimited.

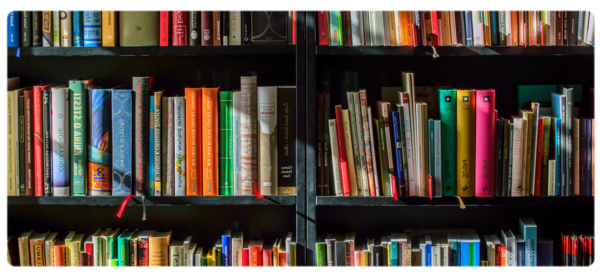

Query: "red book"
left=262, top=246, right=273, bottom=266
left=318, top=12, right=329, bottom=45
left=334, top=105, right=350, bottom=196
left=249, top=240, right=263, bottom=266
left=159, top=11, right=170, bottom=46
left=278, top=251, right=286, bottom=266
left=172, top=11, right=189, bottom=46
left=85, top=241, right=93, bottom=266
left=292, top=11, right=297, bottom=45
left=24, top=90, right=34, bottom=196
left=534, top=118, right=544, bottom=196
left=494, top=241, right=501, bottom=266
left=33, top=85, right=50, bottom=196
left=201, top=11, right=213, bottom=46
left=430, top=11, right=440, bottom=46
left=344, top=11, right=352, bottom=46
left=474, top=90, right=496, bottom=197
left=242, top=242, right=249, bottom=266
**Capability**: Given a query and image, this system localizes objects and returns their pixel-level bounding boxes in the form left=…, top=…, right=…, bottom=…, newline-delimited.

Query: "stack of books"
left=8, top=229, right=296, bottom=267
left=561, top=229, right=595, bottom=266
left=316, top=73, right=595, bottom=197
left=317, top=11, right=595, bottom=47
left=6, top=76, right=297, bottom=197
left=7, top=11, right=297, bottom=47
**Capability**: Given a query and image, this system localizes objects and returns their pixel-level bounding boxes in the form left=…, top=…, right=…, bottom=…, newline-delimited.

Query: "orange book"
left=510, top=11, right=519, bottom=46
left=388, top=12, right=397, bottom=46
left=202, top=87, right=220, bottom=195
left=53, top=241, right=66, bottom=266
left=501, top=245, right=507, bottom=266
left=185, top=88, right=202, bottom=196
left=400, top=12, right=409, bottom=46
left=406, top=12, right=414, bottom=47
left=101, top=11, right=118, bottom=47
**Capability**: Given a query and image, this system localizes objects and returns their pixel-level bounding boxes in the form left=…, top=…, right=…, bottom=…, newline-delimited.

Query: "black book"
left=133, top=77, right=152, bottom=196
left=251, top=11, right=287, bottom=45
left=322, top=93, right=331, bottom=196
left=32, top=11, right=43, bottom=47
left=43, top=89, right=52, bottom=197
left=287, top=11, right=294, bottom=45
left=455, top=11, right=465, bottom=46
left=189, top=11, right=200, bottom=46
left=316, top=93, right=323, bottom=196
left=334, top=237, right=346, bottom=266
left=21, top=11, right=32, bottom=47
left=563, top=12, right=569, bottom=46
left=498, top=11, right=506, bottom=46
left=222, top=11, right=229, bottom=45
left=414, top=12, right=423, bottom=46
left=18, top=95, right=26, bottom=196
left=569, top=11, right=578, bottom=46
left=373, top=245, right=383, bottom=266
left=495, top=119, right=504, bottom=197
left=277, top=86, right=296, bottom=195
left=525, top=11, right=529, bottom=46
left=537, top=237, right=554, bottom=266
left=241, top=11, right=251, bottom=45
left=491, top=11, right=499, bottom=46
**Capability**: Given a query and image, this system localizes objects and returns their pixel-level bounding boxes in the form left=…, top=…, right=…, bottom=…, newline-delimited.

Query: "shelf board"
left=316, top=196, right=594, bottom=206
left=316, top=46, right=595, bottom=56
left=8, top=195, right=296, bottom=206
left=8, top=45, right=296, bottom=57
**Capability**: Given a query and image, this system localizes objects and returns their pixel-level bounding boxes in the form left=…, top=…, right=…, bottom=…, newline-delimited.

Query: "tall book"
left=119, top=12, right=159, bottom=46
left=392, top=111, right=405, bottom=196
left=213, top=11, right=221, bottom=46
left=376, top=101, right=396, bottom=197
left=277, top=86, right=297, bottom=195
left=233, top=91, right=242, bottom=195
left=342, top=109, right=358, bottom=196
left=42, top=89, right=52, bottom=196
left=83, top=11, right=101, bottom=47
left=24, top=90, right=34, bottom=196
left=59, top=11, right=71, bottom=47
left=69, top=80, right=95, bottom=196
left=32, top=11, right=42, bottom=47
left=33, top=85, right=51, bottom=196
left=438, top=89, right=457, bottom=196
left=149, top=96, right=156, bottom=196
left=101, top=11, right=118, bottom=47
left=189, top=12, right=200, bottom=46
left=133, top=77, right=152, bottom=196
left=511, top=118, right=525, bottom=196
left=400, top=92, right=416, bottom=196
left=551, top=92, right=567, bottom=196
left=72, top=11, right=83, bottom=46
left=48, top=87, right=68, bottom=196
left=329, top=119, right=343, bottom=196
left=161, top=98, right=174, bottom=196
left=21, top=11, right=32, bottom=47
left=153, top=90, right=164, bottom=196
left=112, top=90, right=133, bottom=196
left=159, top=11, right=170, bottom=46
left=360, top=90, right=377, bottom=196
left=563, top=87, right=574, bottom=196
left=322, top=93, right=331, bottom=196
left=117, top=229, right=138, bottom=266
left=8, top=12, right=20, bottom=47
left=219, top=91, right=234, bottom=195
left=185, top=88, right=201, bottom=196
left=42, top=11, right=52, bottom=47
left=172, top=11, right=189, bottom=46
left=202, top=87, right=220, bottom=195
left=347, top=93, right=364, bottom=195
left=474, top=90, right=495, bottom=197
left=201, top=11, right=213, bottom=46
left=241, top=11, right=251, bottom=45
left=352, top=92, right=369, bottom=196
left=257, top=87, right=277, bottom=195
left=229, top=11, right=241, bottom=45
left=335, top=105, right=351, bottom=196
left=329, top=11, right=341, bottom=46
left=137, top=230, right=155, bottom=267
left=241, top=76, right=258, bottom=195
left=224, top=12, right=231, bottom=46
left=89, top=89, right=112, bottom=196
left=173, top=97, right=186, bottom=196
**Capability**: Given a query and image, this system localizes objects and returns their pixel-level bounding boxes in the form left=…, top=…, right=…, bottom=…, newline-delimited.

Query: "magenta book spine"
left=475, top=90, right=496, bottom=197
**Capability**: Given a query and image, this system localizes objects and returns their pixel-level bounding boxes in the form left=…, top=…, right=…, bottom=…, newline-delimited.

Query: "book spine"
left=185, top=89, right=200, bottom=196
left=359, top=91, right=376, bottom=196
left=329, top=119, right=343, bottom=196
left=556, top=118, right=562, bottom=196
left=112, top=90, right=133, bottom=196
left=257, top=87, right=277, bottom=195
left=21, top=11, right=32, bottom=47
left=347, top=95, right=362, bottom=195
left=338, top=12, right=345, bottom=46
left=318, top=12, right=329, bottom=45
left=455, top=11, right=465, bottom=46
left=42, top=11, right=52, bottom=46
left=277, top=87, right=296, bottom=195
left=431, top=11, right=440, bottom=46
left=329, top=11, right=340, bottom=46
left=138, top=237, right=150, bottom=266
left=33, top=87, right=44, bottom=196
left=335, top=106, right=350, bottom=196
left=322, top=94, right=331, bottom=196
left=491, top=11, right=499, bottom=45
left=392, top=112, right=405, bottom=196
left=229, top=11, right=241, bottom=45
left=534, top=118, right=544, bottom=195
left=159, top=11, right=170, bottom=46
left=189, top=12, right=200, bottom=46
left=164, top=98, right=175, bottom=196
left=351, top=93, right=369, bottom=196
left=149, top=97, right=156, bottom=196
left=101, top=11, right=117, bottom=47
left=317, top=94, right=323, bottom=196
left=241, top=12, right=250, bottom=45
left=563, top=12, right=569, bottom=45
left=32, top=11, right=42, bottom=46
left=573, top=118, right=580, bottom=196
left=565, top=89, right=573, bottom=196
left=173, top=97, right=186, bottom=196
left=549, top=159, right=556, bottom=196
left=382, top=104, right=396, bottom=196
left=464, top=11, right=473, bottom=46
left=201, top=11, right=213, bottom=46
left=471, top=11, right=483, bottom=46
left=586, top=119, right=592, bottom=196
left=24, top=91, right=34, bottom=196
left=475, top=90, right=495, bottom=197
left=172, top=11, right=189, bottom=46
left=118, top=237, right=129, bottom=266
left=8, top=88, right=16, bottom=196
left=88, top=89, right=112, bottom=196
left=199, top=88, right=218, bottom=196
left=69, top=81, right=86, bottom=196
left=439, top=90, right=457, bottom=196
left=499, top=11, right=506, bottom=46
left=232, top=92, right=242, bottom=195
left=154, top=92, right=162, bottom=196
left=52, top=11, right=60, bottom=46
left=569, top=11, right=578, bottom=46
left=60, top=11, right=71, bottom=47
left=456, top=90, right=473, bottom=197
left=401, top=98, right=416, bottom=196
left=511, top=120, right=523, bottom=197
left=84, top=242, right=92, bottom=266
left=241, top=77, right=258, bottom=195
left=213, top=11, right=221, bottom=45
left=72, top=11, right=83, bottom=46
left=219, top=91, right=234, bottom=195
left=83, top=11, right=101, bottom=47
left=580, top=119, right=587, bottom=196
left=8, top=11, right=20, bottom=47
left=43, top=89, right=52, bottom=196
left=134, top=77, right=150, bottom=196
left=434, top=120, right=442, bottom=197
left=495, top=120, right=504, bottom=197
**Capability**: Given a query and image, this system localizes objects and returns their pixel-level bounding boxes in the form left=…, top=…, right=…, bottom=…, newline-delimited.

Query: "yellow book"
left=69, top=234, right=84, bottom=267
left=400, top=12, right=409, bottom=46
left=484, top=11, right=492, bottom=46
left=149, top=231, right=172, bottom=266
left=207, top=251, right=214, bottom=266
left=441, top=11, right=452, bottom=46
left=456, top=90, right=475, bottom=197
left=341, top=109, right=358, bottom=196
left=272, top=238, right=280, bottom=267
left=102, top=11, right=118, bottom=47
left=519, top=110, right=532, bottom=197
left=63, top=231, right=75, bottom=266
left=361, top=249, right=369, bottom=266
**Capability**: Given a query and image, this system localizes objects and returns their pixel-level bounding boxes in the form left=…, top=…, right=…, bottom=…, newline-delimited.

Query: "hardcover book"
left=149, top=231, right=171, bottom=266
left=159, top=11, right=170, bottom=46
left=201, top=11, right=212, bottom=46
left=189, top=12, right=200, bottom=46
left=438, top=89, right=457, bottom=196
left=112, top=89, right=133, bottom=196
left=42, top=89, right=52, bottom=196
left=241, top=12, right=251, bottom=45
left=229, top=11, right=241, bottom=45
left=72, top=11, right=83, bottom=46
left=213, top=11, right=221, bottom=45
left=8, top=12, right=19, bottom=47
left=329, top=119, right=343, bottom=196
left=137, top=230, right=155, bottom=267
left=241, top=76, right=258, bottom=195
left=474, top=90, right=496, bottom=197
left=153, top=90, right=164, bottom=196
left=185, top=88, right=201, bottom=196
left=342, top=109, right=358, bottom=196
left=251, top=11, right=288, bottom=44
left=59, top=11, right=71, bottom=47
left=202, top=87, right=220, bottom=196
left=172, top=11, right=189, bottom=46
left=276, top=86, right=296, bottom=195
left=52, top=10, right=60, bottom=46
left=33, top=85, right=50, bottom=196
left=173, top=97, right=186, bottom=196
left=133, top=77, right=152, bottom=196
left=83, top=11, right=101, bottom=47
left=162, top=98, right=175, bottom=196
left=219, top=91, right=234, bottom=195
left=233, top=91, right=242, bottom=194
left=32, top=11, right=42, bottom=46
left=89, top=89, right=112, bottom=196
left=102, top=11, right=118, bottom=47
left=119, top=12, right=159, bottom=46
left=258, top=86, right=277, bottom=195
left=42, top=11, right=52, bottom=47
left=21, top=11, right=32, bottom=47
left=24, top=89, right=34, bottom=196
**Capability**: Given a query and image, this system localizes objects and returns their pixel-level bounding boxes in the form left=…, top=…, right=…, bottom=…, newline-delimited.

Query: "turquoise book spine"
left=438, top=89, right=457, bottom=196
left=329, top=11, right=340, bottom=46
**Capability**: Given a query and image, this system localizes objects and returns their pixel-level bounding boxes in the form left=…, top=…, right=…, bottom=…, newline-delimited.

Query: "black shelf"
left=316, top=46, right=594, bottom=56
left=8, top=195, right=296, bottom=206
left=7, top=45, right=296, bottom=57
left=316, top=196, right=595, bottom=207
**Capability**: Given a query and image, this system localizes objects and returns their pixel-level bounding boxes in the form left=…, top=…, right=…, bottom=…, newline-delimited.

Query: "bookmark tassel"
left=431, top=46, right=440, bottom=58
left=454, top=196, right=466, bottom=209
left=116, top=195, right=135, bottom=218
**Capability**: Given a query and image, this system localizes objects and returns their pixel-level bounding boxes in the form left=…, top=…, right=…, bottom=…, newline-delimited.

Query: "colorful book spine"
left=18, top=93, right=25, bottom=196
left=335, top=105, right=350, bottom=196
left=232, top=91, right=242, bottom=195
left=40, top=13, right=53, bottom=46
left=277, top=86, right=297, bottom=195
left=24, top=90, right=34, bottom=196
left=83, top=11, right=101, bottom=47
left=172, top=11, right=189, bottom=46
left=401, top=93, right=415, bottom=196
left=221, top=235, right=231, bottom=266
left=519, top=218, right=537, bottom=266
left=149, top=96, right=156, bottom=196
left=68, top=82, right=86, bottom=196
left=352, top=92, right=369, bottom=196
left=341, top=109, right=358, bottom=196
left=360, top=90, right=377, bottom=196
left=8, top=87, right=19, bottom=196
left=111, top=90, right=133, bottom=196
left=318, top=12, right=329, bottom=45
left=201, top=11, right=213, bottom=46
left=134, top=77, right=151, bottom=196
left=163, top=98, right=174, bottom=196
left=213, top=11, right=221, bottom=46
left=60, top=11, right=71, bottom=47
left=438, top=89, right=457, bottom=196
left=555, top=118, right=562, bottom=196
left=185, top=88, right=201, bottom=196
left=392, top=112, right=405, bottom=196
left=72, top=12, right=83, bottom=46
left=89, top=89, right=112, bottom=196
left=8, top=11, right=19, bottom=47
left=376, top=118, right=391, bottom=196
left=33, top=86, right=45, bottom=196
left=202, top=87, right=219, bottom=196
left=329, top=119, right=343, bottom=196
left=428, top=119, right=435, bottom=194
left=42, top=89, right=52, bottom=196
left=101, top=11, right=117, bottom=47
left=474, top=90, right=495, bottom=197
left=329, top=11, right=341, bottom=46
left=240, top=76, right=258, bottom=195
left=153, top=91, right=163, bottom=196
left=173, top=97, right=186, bottom=196
left=434, top=120, right=442, bottom=197
left=219, top=91, right=234, bottom=195
left=159, top=11, right=170, bottom=46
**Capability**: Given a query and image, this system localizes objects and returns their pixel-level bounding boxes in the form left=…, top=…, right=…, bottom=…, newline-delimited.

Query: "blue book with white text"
left=464, top=11, right=473, bottom=46
left=520, top=218, right=537, bottom=266
left=555, top=118, right=562, bottom=196
left=72, top=11, right=83, bottom=46
left=392, top=112, right=405, bottom=190
left=111, top=90, right=134, bottom=196
left=83, top=11, right=101, bottom=47
left=8, top=11, right=19, bottom=47
left=221, top=230, right=232, bottom=266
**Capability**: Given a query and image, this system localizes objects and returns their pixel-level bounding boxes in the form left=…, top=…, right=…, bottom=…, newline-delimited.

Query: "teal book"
left=117, top=229, right=137, bottom=266
left=390, top=234, right=399, bottom=266
left=375, top=119, right=390, bottom=195
left=218, top=91, right=233, bottom=195
left=329, top=11, right=341, bottom=46
left=517, top=84, right=582, bottom=110
left=438, top=89, right=457, bottom=196
left=520, top=218, right=537, bottom=266
left=149, top=96, right=155, bottom=196
left=428, top=119, right=435, bottom=192
left=69, top=80, right=88, bottom=196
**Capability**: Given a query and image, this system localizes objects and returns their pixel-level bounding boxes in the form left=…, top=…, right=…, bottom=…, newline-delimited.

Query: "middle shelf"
left=7, top=195, right=297, bottom=206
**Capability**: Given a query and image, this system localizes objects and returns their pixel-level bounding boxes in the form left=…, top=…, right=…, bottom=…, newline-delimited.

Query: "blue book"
left=515, top=233, right=525, bottom=266
left=472, top=234, right=480, bottom=266
left=89, top=89, right=112, bottom=196
left=329, top=11, right=340, bottom=46
left=112, top=89, right=134, bottom=196
left=83, top=11, right=101, bottom=47
left=491, top=12, right=499, bottom=45
left=392, top=112, right=405, bottom=189
left=149, top=96, right=155, bottom=196
left=72, top=11, right=83, bottom=46
left=428, top=119, right=435, bottom=191
left=519, top=218, right=537, bottom=266
left=460, top=234, right=469, bottom=266
left=585, top=118, right=592, bottom=196
left=221, top=230, right=232, bottom=266
left=555, top=118, right=562, bottom=196
left=454, top=234, right=461, bottom=266
left=450, top=234, right=458, bottom=266
left=8, top=11, right=19, bottom=47
left=425, top=235, right=432, bottom=266
left=464, top=11, right=473, bottom=46
left=551, top=93, right=566, bottom=196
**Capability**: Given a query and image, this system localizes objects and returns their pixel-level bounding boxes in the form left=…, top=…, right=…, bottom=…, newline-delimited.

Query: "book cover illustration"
left=89, top=89, right=112, bottom=196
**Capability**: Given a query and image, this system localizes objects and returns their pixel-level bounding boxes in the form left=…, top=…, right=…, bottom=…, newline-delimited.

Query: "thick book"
left=233, top=91, right=242, bottom=195
left=329, top=11, right=341, bottom=46
left=351, top=92, right=369, bottom=196
left=42, top=89, right=52, bottom=196
left=101, top=11, right=118, bottom=47
left=111, top=90, right=133, bottom=196
left=456, top=90, right=474, bottom=197
left=24, top=90, right=34, bottom=196
left=89, top=89, right=112, bottom=196
left=173, top=97, right=186, bottom=196
left=229, top=11, right=241, bottom=45
left=33, top=85, right=51, bottom=196
left=277, top=86, right=296, bottom=195
left=376, top=101, right=396, bottom=197
left=83, top=11, right=101, bottom=47
left=72, top=11, right=83, bottom=46
left=119, top=12, right=159, bottom=46
left=438, top=89, right=457, bottom=196
left=153, top=90, right=164, bottom=196
left=201, top=11, right=213, bottom=46
left=9, top=86, right=25, bottom=197
left=202, top=88, right=219, bottom=195
left=133, top=77, right=152, bottom=196
left=185, top=88, right=201, bottom=196
left=172, top=11, right=189, bottom=46
left=189, top=12, right=200, bottom=46
left=68, top=80, right=92, bottom=196
left=149, top=231, right=171, bottom=266
left=42, top=11, right=52, bottom=47
left=240, top=77, right=258, bottom=195
left=258, top=87, right=277, bottom=195
left=219, top=91, right=234, bottom=195
left=519, top=218, right=537, bottom=266
left=318, top=11, right=329, bottom=45
left=375, top=118, right=391, bottom=196
left=159, top=11, right=170, bottom=46
left=329, top=119, right=343, bottom=196
left=8, top=12, right=20, bottom=47
left=32, top=11, right=42, bottom=46
left=474, top=90, right=495, bottom=197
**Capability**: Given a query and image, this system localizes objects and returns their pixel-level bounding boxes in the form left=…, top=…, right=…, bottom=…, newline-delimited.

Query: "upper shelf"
left=316, top=46, right=595, bottom=56
left=7, top=45, right=296, bottom=57
left=8, top=195, right=296, bottom=206
left=316, top=196, right=594, bottom=207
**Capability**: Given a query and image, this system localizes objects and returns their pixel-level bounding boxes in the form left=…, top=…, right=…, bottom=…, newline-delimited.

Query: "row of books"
left=316, top=72, right=595, bottom=197
left=6, top=76, right=297, bottom=197
left=562, top=229, right=595, bottom=266
left=9, top=229, right=296, bottom=267
left=7, top=11, right=296, bottom=48
left=318, top=11, right=596, bottom=47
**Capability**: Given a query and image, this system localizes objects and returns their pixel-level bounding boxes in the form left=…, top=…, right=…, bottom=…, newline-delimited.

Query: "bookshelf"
left=305, top=12, right=595, bottom=266
left=7, top=196, right=297, bottom=206
left=8, top=45, right=296, bottom=56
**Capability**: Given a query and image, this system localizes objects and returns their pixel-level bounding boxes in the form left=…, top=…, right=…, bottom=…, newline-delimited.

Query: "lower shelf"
left=7, top=195, right=296, bottom=206
left=316, top=196, right=594, bottom=206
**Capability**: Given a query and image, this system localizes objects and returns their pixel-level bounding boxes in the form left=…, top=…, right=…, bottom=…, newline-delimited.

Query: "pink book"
left=475, top=90, right=495, bottom=197
left=159, top=11, right=170, bottom=46
left=353, top=248, right=361, bottom=266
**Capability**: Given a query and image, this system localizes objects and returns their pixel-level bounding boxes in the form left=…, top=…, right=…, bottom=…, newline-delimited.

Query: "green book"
left=540, top=116, right=552, bottom=195
left=110, top=258, right=119, bottom=266
left=218, top=91, right=233, bottom=195
left=469, top=237, right=475, bottom=266
left=215, top=246, right=222, bottom=266
left=516, top=84, right=582, bottom=110
left=201, top=250, right=208, bottom=266
left=104, top=229, right=120, bottom=266
left=69, top=80, right=88, bottom=196
left=316, top=236, right=327, bottom=266
left=375, top=119, right=390, bottom=194
left=337, top=13, right=343, bottom=46
left=438, top=89, right=457, bottom=196
left=117, top=229, right=137, bottom=266
left=428, top=119, right=435, bottom=190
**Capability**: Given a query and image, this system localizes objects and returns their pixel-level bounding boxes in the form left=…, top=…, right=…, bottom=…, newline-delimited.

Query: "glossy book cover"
left=112, top=90, right=133, bottom=196
left=89, top=89, right=112, bottom=196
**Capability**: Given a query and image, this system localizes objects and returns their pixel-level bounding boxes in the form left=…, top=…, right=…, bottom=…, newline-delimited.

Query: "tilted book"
left=474, top=90, right=495, bottom=197
left=185, top=88, right=201, bottom=196
left=277, top=86, right=297, bottom=195
left=89, top=89, right=112, bottom=196
left=341, top=109, right=358, bottom=196
left=258, top=86, right=277, bottom=195
left=112, top=90, right=133, bottom=196
left=219, top=91, right=234, bottom=195
left=240, top=76, right=258, bottom=195
left=335, top=105, right=351, bottom=196
left=352, top=92, right=369, bottom=196
left=173, top=97, right=186, bottom=196
left=347, top=93, right=363, bottom=195
left=202, top=87, right=220, bottom=196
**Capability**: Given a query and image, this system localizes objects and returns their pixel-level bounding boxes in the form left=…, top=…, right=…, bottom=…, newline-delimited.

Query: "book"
left=474, top=90, right=495, bottom=197
left=24, top=89, right=34, bottom=196
left=101, top=11, right=118, bottom=47
left=350, top=92, right=369, bottom=196
left=29, top=232, right=49, bottom=266
left=111, top=90, right=133, bottom=196
left=149, top=231, right=171, bottom=266
left=223, top=12, right=230, bottom=45
left=89, top=89, right=112, bottom=196
left=32, top=11, right=42, bottom=47
left=219, top=91, right=234, bottom=195
left=519, top=218, right=537, bottom=266
left=33, top=85, right=49, bottom=196
left=72, top=11, right=83, bottom=46
left=42, top=11, right=52, bottom=47
left=229, top=11, right=241, bottom=45
left=159, top=11, right=170, bottom=46
left=335, top=105, right=350, bottom=196
left=137, top=230, right=155, bottom=266
left=329, top=11, right=341, bottom=46
left=169, top=240, right=183, bottom=266
left=185, top=88, right=201, bottom=196
left=360, top=90, right=377, bottom=196
left=392, top=112, right=405, bottom=196
left=241, top=11, right=251, bottom=45
left=59, top=11, right=71, bottom=47
left=133, top=77, right=151, bottom=196
left=69, top=80, right=96, bottom=196
left=8, top=12, right=19, bottom=47
left=213, top=11, right=221, bottom=45
left=21, top=11, right=32, bottom=47
left=232, top=91, right=242, bottom=195
left=173, top=97, right=186, bottom=196
left=329, top=119, right=343, bottom=196
left=347, top=93, right=363, bottom=195
left=117, top=229, right=137, bottom=266
left=438, top=89, right=457, bottom=196
left=249, top=240, right=263, bottom=266
left=182, top=236, right=192, bottom=267
left=241, top=76, right=258, bottom=195
left=201, top=11, right=212, bottom=46
left=119, top=12, right=159, bottom=46
left=172, top=11, right=189, bottom=46
left=277, top=86, right=297, bottom=195
left=83, top=11, right=101, bottom=47
left=323, top=93, right=331, bottom=196
left=202, top=87, right=219, bottom=196
left=153, top=90, right=164, bottom=196
left=258, top=86, right=277, bottom=195
left=342, top=109, right=358, bottom=196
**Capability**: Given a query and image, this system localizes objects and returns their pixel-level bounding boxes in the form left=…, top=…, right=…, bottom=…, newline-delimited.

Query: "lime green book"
left=218, top=91, right=233, bottom=195
left=375, top=119, right=391, bottom=195
left=110, top=258, right=119, bottom=266
left=438, top=89, right=457, bottom=196
left=117, top=229, right=138, bottom=266
left=337, top=13, right=344, bottom=46
left=103, top=228, right=120, bottom=266
left=316, top=236, right=327, bottom=266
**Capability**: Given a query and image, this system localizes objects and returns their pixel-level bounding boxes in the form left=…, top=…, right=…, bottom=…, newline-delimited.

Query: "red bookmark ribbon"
left=117, top=195, right=135, bottom=218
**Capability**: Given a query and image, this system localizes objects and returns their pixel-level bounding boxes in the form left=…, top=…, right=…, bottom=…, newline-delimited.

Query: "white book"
left=511, top=118, right=524, bottom=197
left=257, top=86, right=277, bottom=195
left=240, top=76, right=258, bottom=195
left=394, top=11, right=402, bottom=46
left=419, top=237, right=426, bottom=266
left=367, top=107, right=380, bottom=196
left=229, top=11, right=241, bottom=45
left=582, top=11, right=589, bottom=45
left=505, top=11, right=513, bottom=46
left=450, top=11, right=457, bottom=46
left=401, top=96, right=416, bottom=196
left=503, top=230, right=516, bottom=267
left=440, top=236, right=448, bottom=266
left=433, top=239, right=441, bottom=266
left=376, top=11, right=385, bottom=46
left=231, top=231, right=243, bottom=266
left=350, top=11, right=362, bottom=46
left=585, top=13, right=594, bottom=45
left=544, top=11, right=552, bottom=46
left=472, top=11, right=484, bottom=46
left=92, top=229, right=104, bottom=267
left=352, top=92, right=369, bottom=196
left=183, top=236, right=192, bottom=267
left=232, top=91, right=242, bottom=195
left=369, top=11, right=378, bottom=46
left=51, top=87, right=70, bottom=196
left=194, top=247, right=203, bottom=266
left=328, top=119, right=343, bottom=196
left=548, top=159, right=556, bottom=196
left=173, top=97, right=186, bottom=196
